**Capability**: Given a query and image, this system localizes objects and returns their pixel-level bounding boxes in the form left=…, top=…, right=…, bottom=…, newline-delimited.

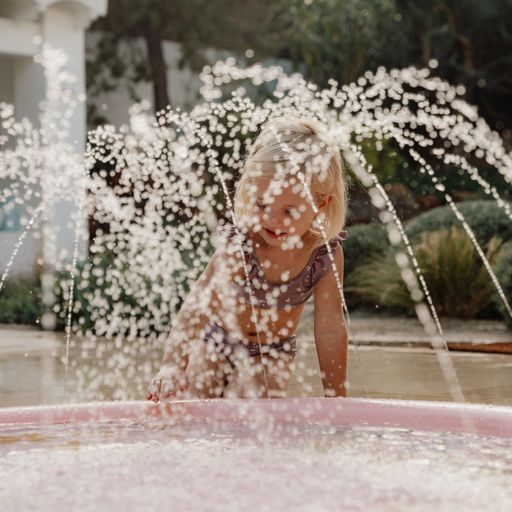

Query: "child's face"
left=249, top=176, right=326, bottom=248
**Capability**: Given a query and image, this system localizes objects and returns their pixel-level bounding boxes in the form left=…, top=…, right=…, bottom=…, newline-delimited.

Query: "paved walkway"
left=297, top=306, right=512, bottom=353
left=1, top=316, right=511, bottom=407
left=286, top=306, right=512, bottom=406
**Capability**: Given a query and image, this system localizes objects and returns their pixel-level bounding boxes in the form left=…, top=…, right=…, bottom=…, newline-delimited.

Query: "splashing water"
left=1, top=399, right=512, bottom=512
left=1, top=49, right=512, bottom=405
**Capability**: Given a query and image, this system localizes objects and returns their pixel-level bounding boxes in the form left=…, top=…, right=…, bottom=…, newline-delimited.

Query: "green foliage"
left=88, top=0, right=512, bottom=133
left=88, top=0, right=270, bottom=117
left=51, top=237, right=214, bottom=336
left=0, top=241, right=211, bottom=332
left=343, top=223, right=390, bottom=278
left=52, top=251, right=116, bottom=333
left=359, top=137, right=409, bottom=185
left=395, top=0, right=512, bottom=131
left=270, top=0, right=410, bottom=85
left=493, top=241, right=512, bottom=328
left=347, top=226, right=504, bottom=318
left=270, top=0, right=512, bottom=132
left=347, top=250, right=413, bottom=313
left=357, top=137, right=511, bottom=205
left=0, top=276, right=43, bottom=325
left=405, top=200, right=512, bottom=246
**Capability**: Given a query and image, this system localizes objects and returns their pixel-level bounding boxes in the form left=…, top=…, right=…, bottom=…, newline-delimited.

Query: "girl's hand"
left=146, top=364, right=189, bottom=402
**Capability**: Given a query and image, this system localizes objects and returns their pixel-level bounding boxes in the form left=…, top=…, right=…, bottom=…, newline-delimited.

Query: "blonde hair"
left=233, top=116, right=348, bottom=246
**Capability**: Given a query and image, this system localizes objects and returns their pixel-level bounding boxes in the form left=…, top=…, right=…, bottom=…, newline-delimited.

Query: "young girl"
left=147, top=116, right=349, bottom=400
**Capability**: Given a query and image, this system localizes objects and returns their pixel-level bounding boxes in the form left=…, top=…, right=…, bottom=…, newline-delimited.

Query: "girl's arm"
left=148, top=248, right=225, bottom=402
left=160, top=248, right=222, bottom=370
left=313, top=246, right=348, bottom=397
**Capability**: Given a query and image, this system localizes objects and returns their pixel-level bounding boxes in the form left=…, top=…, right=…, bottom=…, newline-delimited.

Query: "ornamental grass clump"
left=347, top=226, right=503, bottom=318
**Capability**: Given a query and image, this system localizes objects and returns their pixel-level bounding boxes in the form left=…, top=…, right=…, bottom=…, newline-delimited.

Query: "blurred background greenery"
left=88, top=0, right=512, bottom=138
left=2, top=0, right=511, bottom=328
left=86, top=0, right=512, bottom=221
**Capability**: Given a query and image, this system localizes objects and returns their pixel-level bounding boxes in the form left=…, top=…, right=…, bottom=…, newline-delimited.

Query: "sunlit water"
left=1, top=418, right=511, bottom=512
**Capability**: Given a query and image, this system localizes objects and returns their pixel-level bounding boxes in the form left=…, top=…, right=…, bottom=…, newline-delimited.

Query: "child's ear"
left=319, top=195, right=333, bottom=210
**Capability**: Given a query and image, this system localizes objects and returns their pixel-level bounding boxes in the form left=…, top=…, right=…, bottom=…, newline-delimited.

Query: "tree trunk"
left=417, top=23, right=431, bottom=66
left=143, top=22, right=171, bottom=114
left=395, top=0, right=431, bottom=66
left=438, top=2, right=473, bottom=72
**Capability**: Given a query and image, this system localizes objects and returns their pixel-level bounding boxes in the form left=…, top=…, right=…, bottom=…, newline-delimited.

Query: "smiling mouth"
left=264, top=227, right=287, bottom=238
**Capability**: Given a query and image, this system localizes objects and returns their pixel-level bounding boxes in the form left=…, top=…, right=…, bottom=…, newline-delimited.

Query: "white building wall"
left=86, top=35, right=220, bottom=127
left=0, top=0, right=107, bottom=277
left=86, top=34, right=291, bottom=128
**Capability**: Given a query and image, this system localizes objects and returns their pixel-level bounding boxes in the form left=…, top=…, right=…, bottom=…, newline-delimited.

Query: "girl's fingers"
left=177, top=388, right=191, bottom=399
left=147, top=371, right=188, bottom=402
left=147, top=377, right=162, bottom=401
left=160, top=379, right=174, bottom=398
left=178, top=374, right=189, bottom=390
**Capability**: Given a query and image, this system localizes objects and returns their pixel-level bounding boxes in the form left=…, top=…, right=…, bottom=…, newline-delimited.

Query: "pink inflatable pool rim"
left=1, top=398, right=511, bottom=439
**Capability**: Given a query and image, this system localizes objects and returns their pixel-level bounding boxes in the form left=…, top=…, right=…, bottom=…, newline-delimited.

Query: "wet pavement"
left=1, top=317, right=512, bottom=408
left=298, top=307, right=512, bottom=351
left=290, top=343, right=512, bottom=405
left=292, top=309, right=512, bottom=404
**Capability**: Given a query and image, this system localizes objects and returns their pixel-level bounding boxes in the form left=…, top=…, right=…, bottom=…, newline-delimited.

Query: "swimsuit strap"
left=216, top=223, right=348, bottom=308
left=216, top=222, right=250, bottom=248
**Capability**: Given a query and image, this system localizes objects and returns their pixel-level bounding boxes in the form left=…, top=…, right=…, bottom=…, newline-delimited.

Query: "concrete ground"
left=1, top=311, right=512, bottom=408
left=289, top=307, right=512, bottom=405
left=298, top=306, right=512, bottom=351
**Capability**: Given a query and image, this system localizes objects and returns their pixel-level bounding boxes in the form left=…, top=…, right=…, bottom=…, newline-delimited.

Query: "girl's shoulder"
left=309, top=230, right=348, bottom=285
left=215, top=223, right=252, bottom=274
left=316, top=230, right=348, bottom=256
left=216, top=222, right=249, bottom=249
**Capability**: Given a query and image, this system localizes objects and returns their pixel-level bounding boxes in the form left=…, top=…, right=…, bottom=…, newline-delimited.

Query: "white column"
left=1, top=1, right=107, bottom=278
left=41, top=3, right=88, bottom=153
left=40, top=5, right=89, bottom=269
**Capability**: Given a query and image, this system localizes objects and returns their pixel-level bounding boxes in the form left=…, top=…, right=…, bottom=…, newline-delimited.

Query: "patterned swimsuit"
left=202, top=223, right=347, bottom=368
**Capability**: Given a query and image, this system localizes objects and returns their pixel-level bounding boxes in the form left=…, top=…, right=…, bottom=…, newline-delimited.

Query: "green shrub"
left=405, top=200, right=512, bottom=247
left=0, top=276, right=43, bottom=325
left=52, top=251, right=116, bottom=333
left=493, top=241, right=512, bottom=328
left=52, top=242, right=211, bottom=337
left=0, top=256, right=118, bottom=330
left=343, top=222, right=390, bottom=278
left=0, top=236, right=213, bottom=333
left=347, top=227, right=504, bottom=318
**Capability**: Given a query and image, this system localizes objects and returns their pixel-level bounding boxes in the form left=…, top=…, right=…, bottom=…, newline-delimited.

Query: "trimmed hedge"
left=405, top=200, right=512, bottom=247
left=0, top=276, right=43, bottom=325
left=343, top=222, right=390, bottom=278
left=493, top=240, right=512, bottom=328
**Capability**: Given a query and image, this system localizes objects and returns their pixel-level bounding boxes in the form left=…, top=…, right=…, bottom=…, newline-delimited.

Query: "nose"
left=262, top=207, right=283, bottom=229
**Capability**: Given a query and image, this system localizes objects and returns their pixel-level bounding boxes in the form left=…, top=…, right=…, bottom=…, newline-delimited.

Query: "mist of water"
left=1, top=48, right=511, bottom=405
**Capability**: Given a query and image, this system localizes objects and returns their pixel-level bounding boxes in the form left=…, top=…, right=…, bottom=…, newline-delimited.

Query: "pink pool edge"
left=1, top=398, right=511, bottom=439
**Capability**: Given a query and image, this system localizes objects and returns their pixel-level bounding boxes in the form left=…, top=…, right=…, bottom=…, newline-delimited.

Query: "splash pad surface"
left=1, top=398, right=512, bottom=512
